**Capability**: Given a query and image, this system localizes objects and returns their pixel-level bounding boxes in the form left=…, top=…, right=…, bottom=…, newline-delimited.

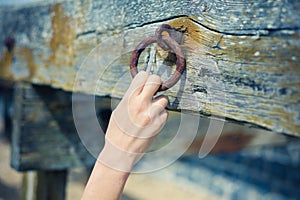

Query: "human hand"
left=99, top=71, right=169, bottom=172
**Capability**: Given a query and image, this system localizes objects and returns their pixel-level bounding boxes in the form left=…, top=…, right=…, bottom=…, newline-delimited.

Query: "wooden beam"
left=11, top=83, right=290, bottom=171
left=0, top=1, right=299, bottom=136
left=11, top=83, right=100, bottom=171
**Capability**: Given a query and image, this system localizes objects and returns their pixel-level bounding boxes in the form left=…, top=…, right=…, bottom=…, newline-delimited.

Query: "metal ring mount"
left=130, top=24, right=186, bottom=92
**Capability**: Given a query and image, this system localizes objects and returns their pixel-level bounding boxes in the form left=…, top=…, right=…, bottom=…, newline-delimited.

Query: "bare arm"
left=82, top=71, right=168, bottom=200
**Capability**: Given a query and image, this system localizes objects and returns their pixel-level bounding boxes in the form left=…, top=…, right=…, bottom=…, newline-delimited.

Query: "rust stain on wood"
left=17, top=47, right=37, bottom=81
left=188, top=132, right=254, bottom=154
left=168, top=17, right=300, bottom=136
left=0, top=51, right=14, bottom=79
left=48, top=3, right=76, bottom=68
left=169, top=17, right=299, bottom=76
left=0, top=3, right=298, bottom=136
left=168, top=17, right=221, bottom=51
left=168, top=17, right=299, bottom=75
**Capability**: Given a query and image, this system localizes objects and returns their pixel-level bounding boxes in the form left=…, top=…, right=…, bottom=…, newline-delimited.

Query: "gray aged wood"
left=0, top=0, right=299, bottom=136
left=11, top=82, right=104, bottom=171
left=12, top=82, right=289, bottom=171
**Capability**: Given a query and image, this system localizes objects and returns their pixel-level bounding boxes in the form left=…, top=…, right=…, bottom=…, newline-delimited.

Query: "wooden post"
left=11, top=82, right=112, bottom=199
left=22, top=170, right=67, bottom=200
left=36, top=170, right=68, bottom=200
left=0, top=80, right=14, bottom=140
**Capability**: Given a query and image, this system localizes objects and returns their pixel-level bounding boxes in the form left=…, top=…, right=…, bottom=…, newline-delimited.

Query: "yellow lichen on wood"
left=168, top=17, right=222, bottom=51
left=167, top=17, right=300, bottom=136
left=169, top=17, right=299, bottom=76
left=48, top=3, right=76, bottom=68
left=17, top=47, right=37, bottom=81
left=0, top=51, right=14, bottom=79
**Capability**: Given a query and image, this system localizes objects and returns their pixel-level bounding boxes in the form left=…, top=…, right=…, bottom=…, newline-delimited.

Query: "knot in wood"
left=4, top=34, right=16, bottom=53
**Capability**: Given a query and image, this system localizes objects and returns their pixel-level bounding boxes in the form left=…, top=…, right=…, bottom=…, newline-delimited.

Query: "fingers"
left=127, top=72, right=162, bottom=99
left=140, top=74, right=162, bottom=99
left=150, top=95, right=169, bottom=124
left=160, top=109, right=168, bottom=123
left=149, top=105, right=168, bottom=133
left=153, top=95, right=168, bottom=108
left=134, top=72, right=168, bottom=109
left=127, top=71, right=149, bottom=96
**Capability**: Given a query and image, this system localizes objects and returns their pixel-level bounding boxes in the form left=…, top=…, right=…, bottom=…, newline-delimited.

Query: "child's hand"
left=99, top=71, right=168, bottom=172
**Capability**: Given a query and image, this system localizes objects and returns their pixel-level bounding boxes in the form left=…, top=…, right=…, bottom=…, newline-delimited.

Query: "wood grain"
left=0, top=0, right=299, bottom=136
left=11, top=83, right=98, bottom=171
left=11, top=83, right=290, bottom=171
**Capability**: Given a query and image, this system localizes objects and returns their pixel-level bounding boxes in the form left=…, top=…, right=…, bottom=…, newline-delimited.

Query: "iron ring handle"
left=130, top=35, right=186, bottom=92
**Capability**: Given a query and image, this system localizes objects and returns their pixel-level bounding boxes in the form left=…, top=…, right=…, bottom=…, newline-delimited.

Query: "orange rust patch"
left=17, top=47, right=37, bottom=81
left=168, top=17, right=300, bottom=76
left=0, top=51, right=14, bottom=79
left=168, top=17, right=221, bottom=51
left=48, top=3, right=76, bottom=67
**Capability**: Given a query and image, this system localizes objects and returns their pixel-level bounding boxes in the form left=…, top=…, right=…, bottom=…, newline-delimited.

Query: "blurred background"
left=0, top=0, right=300, bottom=199
left=1, top=93, right=299, bottom=200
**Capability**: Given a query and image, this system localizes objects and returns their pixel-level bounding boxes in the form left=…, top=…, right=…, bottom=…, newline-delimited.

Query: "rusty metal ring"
left=155, top=24, right=179, bottom=51
left=130, top=35, right=186, bottom=92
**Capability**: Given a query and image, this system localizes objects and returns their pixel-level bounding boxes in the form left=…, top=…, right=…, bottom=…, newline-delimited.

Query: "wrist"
left=98, top=139, right=143, bottom=173
left=95, top=159, right=130, bottom=178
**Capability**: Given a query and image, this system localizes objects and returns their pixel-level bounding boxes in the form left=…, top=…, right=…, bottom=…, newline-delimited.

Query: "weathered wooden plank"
left=0, top=1, right=299, bottom=136
left=11, top=83, right=100, bottom=171
left=12, top=82, right=290, bottom=171
left=1, top=0, right=299, bottom=38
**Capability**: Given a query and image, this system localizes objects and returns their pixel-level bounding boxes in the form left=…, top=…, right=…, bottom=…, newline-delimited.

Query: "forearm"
left=81, top=72, right=168, bottom=199
left=81, top=159, right=130, bottom=200
left=81, top=121, right=149, bottom=200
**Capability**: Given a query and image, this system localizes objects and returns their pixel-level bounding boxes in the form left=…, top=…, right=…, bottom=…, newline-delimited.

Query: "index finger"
left=126, top=71, right=149, bottom=97
left=140, top=74, right=162, bottom=100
